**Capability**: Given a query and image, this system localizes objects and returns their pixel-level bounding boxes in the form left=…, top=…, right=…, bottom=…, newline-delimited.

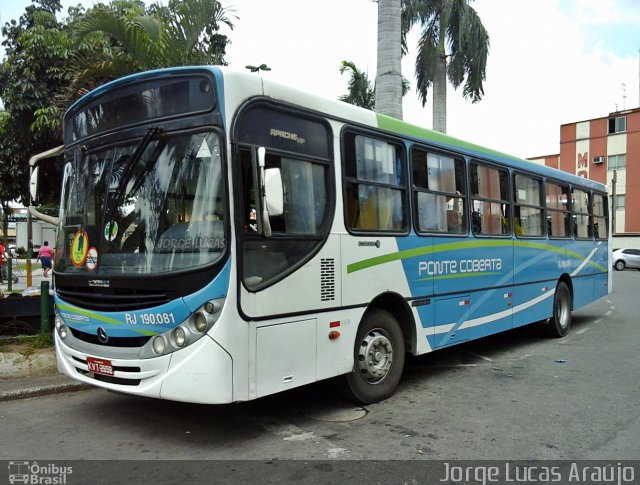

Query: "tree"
left=339, top=60, right=410, bottom=110
left=339, top=61, right=376, bottom=109
left=402, top=0, right=489, bottom=133
left=0, top=0, right=72, bottom=213
left=375, top=0, right=403, bottom=119
left=70, top=0, right=236, bottom=93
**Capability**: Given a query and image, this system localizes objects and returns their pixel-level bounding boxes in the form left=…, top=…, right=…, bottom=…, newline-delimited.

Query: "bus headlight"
left=194, top=312, right=208, bottom=333
left=173, top=327, right=186, bottom=347
left=152, top=336, right=166, bottom=354
left=59, top=325, right=68, bottom=340
left=55, top=314, right=63, bottom=331
left=139, top=298, right=225, bottom=359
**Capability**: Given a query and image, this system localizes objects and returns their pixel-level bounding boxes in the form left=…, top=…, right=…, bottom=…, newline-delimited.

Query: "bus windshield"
left=56, top=130, right=226, bottom=276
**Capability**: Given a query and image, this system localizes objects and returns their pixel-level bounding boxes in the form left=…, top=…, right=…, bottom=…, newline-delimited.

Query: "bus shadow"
left=76, top=315, right=601, bottom=451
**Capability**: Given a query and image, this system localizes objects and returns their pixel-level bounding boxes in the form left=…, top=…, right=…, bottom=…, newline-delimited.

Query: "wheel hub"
left=357, top=330, right=393, bottom=383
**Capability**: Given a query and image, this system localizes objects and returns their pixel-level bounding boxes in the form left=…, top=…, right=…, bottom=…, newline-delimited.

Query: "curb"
left=0, top=349, right=92, bottom=401
left=0, top=381, right=92, bottom=402
left=0, top=350, right=57, bottom=378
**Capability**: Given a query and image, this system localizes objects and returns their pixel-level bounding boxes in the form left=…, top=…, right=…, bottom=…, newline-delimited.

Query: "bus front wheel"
left=340, top=309, right=405, bottom=404
left=545, top=281, right=572, bottom=338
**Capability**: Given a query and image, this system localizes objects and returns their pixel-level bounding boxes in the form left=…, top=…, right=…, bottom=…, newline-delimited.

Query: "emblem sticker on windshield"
left=86, top=247, right=98, bottom=271
left=104, top=221, right=118, bottom=241
left=71, top=230, right=89, bottom=267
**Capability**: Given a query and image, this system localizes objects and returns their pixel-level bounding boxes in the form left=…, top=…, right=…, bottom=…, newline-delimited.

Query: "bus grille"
left=72, top=356, right=142, bottom=386
left=70, top=327, right=151, bottom=348
left=57, top=286, right=170, bottom=312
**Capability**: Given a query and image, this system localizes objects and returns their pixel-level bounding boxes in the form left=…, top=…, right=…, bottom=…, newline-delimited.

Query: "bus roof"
left=67, top=65, right=606, bottom=193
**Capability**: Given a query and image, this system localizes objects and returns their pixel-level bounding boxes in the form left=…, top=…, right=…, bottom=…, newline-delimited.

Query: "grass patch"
left=0, top=333, right=53, bottom=349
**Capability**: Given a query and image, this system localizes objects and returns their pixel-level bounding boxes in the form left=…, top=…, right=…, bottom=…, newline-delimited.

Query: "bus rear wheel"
left=545, top=281, right=572, bottom=338
left=340, top=309, right=405, bottom=404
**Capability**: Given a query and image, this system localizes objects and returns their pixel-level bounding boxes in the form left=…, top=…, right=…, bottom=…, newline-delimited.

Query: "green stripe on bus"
left=346, top=240, right=607, bottom=274
left=375, top=113, right=527, bottom=164
left=56, top=303, right=122, bottom=325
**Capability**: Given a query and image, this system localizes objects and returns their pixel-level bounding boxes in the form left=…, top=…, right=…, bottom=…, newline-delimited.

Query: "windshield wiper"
left=104, top=126, right=162, bottom=223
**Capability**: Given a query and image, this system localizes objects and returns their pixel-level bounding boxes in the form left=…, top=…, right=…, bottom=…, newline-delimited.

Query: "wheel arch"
left=558, top=273, right=574, bottom=310
left=364, top=292, right=417, bottom=355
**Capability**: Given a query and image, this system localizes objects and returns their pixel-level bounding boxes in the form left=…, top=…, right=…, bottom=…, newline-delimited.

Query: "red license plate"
left=86, top=357, right=114, bottom=376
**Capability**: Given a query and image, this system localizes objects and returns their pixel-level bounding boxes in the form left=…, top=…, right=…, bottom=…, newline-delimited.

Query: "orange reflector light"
left=328, top=331, right=341, bottom=340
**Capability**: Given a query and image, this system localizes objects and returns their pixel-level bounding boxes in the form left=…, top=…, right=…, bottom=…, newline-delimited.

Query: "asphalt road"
left=0, top=271, right=638, bottom=483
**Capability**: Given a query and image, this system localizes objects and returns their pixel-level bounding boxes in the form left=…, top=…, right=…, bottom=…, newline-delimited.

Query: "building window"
left=608, top=116, right=626, bottom=134
left=608, top=154, right=626, bottom=170
left=610, top=194, right=625, bottom=209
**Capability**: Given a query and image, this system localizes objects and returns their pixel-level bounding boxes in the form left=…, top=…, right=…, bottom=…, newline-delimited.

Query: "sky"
left=2, top=0, right=640, bottom=159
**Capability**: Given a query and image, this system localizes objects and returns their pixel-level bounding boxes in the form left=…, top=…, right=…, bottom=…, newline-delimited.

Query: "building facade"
left=529, top=107, right=640, bottom=238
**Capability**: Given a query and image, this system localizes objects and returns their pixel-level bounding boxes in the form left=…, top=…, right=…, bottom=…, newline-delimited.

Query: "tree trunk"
left=432, top=18, right=447, bottom=134
left=375, top=0, right=403, bottom=120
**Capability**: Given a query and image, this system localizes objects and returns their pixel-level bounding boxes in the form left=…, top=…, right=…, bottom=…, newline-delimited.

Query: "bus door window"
left=344, top=133, right=406, bottom=232
left=412, top=148, right=466, bottom=234
left=470, top=162, right=510, bottom=236
left=238, top=146, right=331, bottom=289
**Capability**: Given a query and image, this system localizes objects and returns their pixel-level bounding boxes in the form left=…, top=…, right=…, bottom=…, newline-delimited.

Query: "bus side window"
left=470, top=162, right=510, bottom=236
left=344, top=133, right=406, bottom=232
left=412, top=148, right=466, bottom=234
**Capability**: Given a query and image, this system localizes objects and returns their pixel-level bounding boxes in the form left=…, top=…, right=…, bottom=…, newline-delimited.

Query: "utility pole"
left=611, top=170, right=617, bottom=234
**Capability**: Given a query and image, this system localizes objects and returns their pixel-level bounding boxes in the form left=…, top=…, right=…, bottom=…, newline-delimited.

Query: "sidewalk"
left=0, top=261, right=89, bottom=401
left=0, top=259, right=50, bottom=294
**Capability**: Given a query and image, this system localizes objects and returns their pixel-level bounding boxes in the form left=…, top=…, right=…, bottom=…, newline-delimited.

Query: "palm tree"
left=375, top=0, right=403, bottom=119
left=69, top=0, right=236, bottom=94
left=402, top=0, right=489, bottom=133
left=339, top=61, right=376, bottom=110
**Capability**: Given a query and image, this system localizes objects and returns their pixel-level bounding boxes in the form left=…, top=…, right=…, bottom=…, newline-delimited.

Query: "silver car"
left=612, top=248, right=640, bottom=271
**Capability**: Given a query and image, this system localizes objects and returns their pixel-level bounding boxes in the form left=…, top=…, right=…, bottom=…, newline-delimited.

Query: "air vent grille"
left=320, top=258, right=336, bottom=301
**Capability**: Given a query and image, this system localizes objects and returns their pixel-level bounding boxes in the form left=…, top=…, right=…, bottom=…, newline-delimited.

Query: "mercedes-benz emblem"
left=97, top=327, right=109, bottom=344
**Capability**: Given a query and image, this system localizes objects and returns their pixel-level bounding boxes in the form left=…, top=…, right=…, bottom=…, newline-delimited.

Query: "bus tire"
left=545, top=282, right=572, bottom=338
left=340, top=309, right=405, bottom=404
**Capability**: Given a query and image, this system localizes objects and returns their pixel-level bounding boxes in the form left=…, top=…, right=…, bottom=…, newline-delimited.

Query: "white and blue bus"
left=52, top=66, right=610, bottom=404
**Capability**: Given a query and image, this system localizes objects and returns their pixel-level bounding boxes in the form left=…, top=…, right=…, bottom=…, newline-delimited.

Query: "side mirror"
left=264, top=168, right=284, bottom=216
left=30, top=166, right=39, bottom=203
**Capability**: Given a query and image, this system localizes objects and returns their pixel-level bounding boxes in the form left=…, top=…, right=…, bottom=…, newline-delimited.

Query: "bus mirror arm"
left=258, top=147, right=273, bottom=237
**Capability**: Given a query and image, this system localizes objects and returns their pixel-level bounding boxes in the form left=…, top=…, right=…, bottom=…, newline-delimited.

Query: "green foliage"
left=339, top=60, right=411, bottom=110
left=70, top=0, right=236, bottom=92
left=339, top=61, right=376, bottom=109
left=0, top=0, right=236, bottom=219
left=0, top=333, right=53, bottom=350
left=402, top=0, right=490, bottom=105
